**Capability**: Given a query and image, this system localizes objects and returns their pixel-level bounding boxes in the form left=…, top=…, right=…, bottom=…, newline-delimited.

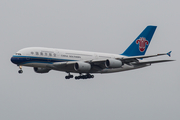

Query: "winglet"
left=167, top=51, right=172, bottom=57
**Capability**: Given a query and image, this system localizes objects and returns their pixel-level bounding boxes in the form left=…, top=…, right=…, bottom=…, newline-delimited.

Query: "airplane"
left=11, top=25, right=174, bottom=80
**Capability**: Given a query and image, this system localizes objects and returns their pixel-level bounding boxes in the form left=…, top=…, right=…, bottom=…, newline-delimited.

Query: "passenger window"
left=36, top=52, right=39, bottom=55
left=40, top=52, right=43, bottom=56
left=31, top=52, right=34, bottom=55
left=15, top=53, right=21, bottom=55
left=45, top=53, right=47, bottom=56
left=49, top=53, right=52, bottom=56
left=54, top=54, right=56, bottom=57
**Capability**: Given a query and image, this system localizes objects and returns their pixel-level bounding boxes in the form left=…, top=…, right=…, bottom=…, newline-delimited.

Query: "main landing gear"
left=65, top=73, right=74, bottom=79
left=75, top=73, right=94, bottom=80
left=18, top=66, right=23, bottom=74
left=65, top=73, right=94, bottom=80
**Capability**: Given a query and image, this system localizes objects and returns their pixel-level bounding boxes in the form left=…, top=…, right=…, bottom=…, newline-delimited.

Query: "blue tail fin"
left=122, top=26, right=157, bottom=56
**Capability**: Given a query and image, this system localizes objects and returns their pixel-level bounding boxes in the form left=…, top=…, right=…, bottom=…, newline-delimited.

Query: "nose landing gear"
left=18, top=66, right=23, bottom=74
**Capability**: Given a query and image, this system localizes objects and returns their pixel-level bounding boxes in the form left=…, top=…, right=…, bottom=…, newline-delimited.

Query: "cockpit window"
left=15, top=53, right=21, bottom=55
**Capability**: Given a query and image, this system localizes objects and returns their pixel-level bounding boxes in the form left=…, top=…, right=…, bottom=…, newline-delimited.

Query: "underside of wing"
left=46, top=61, right=76, bottom=71
left=131, top=60, right=175, bottom=66
left=119, top=51, right=171, bottom=61
left=118, top=51, right=173, bottom=64
left=46, top=60, right=105, bottom=73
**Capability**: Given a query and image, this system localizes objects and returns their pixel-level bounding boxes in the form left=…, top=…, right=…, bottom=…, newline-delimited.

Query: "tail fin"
left=122, top=25, right=157, bottom=56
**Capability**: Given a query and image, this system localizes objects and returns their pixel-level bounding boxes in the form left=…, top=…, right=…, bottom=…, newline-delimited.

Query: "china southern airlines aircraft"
left=11, top=26, right=173, bottom=79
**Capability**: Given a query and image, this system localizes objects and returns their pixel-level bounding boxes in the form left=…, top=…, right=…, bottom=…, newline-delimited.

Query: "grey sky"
left=0, top=0, right=179, bottom=120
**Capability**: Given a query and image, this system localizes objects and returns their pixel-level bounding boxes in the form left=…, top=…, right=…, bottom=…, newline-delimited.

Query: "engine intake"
left=33, top=67, right=50, bottom=73
left=74, top=62, right=91, bottom=72
left=105, top=59, right=123, bottom=68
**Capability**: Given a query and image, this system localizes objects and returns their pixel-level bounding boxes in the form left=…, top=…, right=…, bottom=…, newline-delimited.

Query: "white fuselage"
left=11, top=47, right=148, bottom=74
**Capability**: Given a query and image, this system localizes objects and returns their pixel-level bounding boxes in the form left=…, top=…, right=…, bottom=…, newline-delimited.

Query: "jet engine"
left=105, top=59, right=123, bottom=68
left=33, top=67, right=51, bottom=73
left=74, top=62, right=91, bottom=72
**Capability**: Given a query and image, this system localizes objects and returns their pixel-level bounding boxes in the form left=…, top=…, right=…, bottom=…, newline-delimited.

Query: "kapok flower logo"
left=136, top=37, right=149, bottom=52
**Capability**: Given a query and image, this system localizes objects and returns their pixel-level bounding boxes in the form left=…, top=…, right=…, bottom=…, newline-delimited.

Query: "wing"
left=46, top=59, right=106, bottom=72
left=46, top=51, right=174, bottom=72
left=131, top=60, right=175, bottom=66
left=89, top=51, right=173, bottom=65
left=118, top=51, right=172, bottom=61
left=46, top=61, right=76, bottom=70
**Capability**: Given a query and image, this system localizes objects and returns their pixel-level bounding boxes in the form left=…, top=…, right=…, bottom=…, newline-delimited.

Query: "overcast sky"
left=0, top=0, right=180, bottom=120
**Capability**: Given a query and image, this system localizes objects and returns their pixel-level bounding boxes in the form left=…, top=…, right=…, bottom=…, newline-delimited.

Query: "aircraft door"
left=94, top=53, right=98, bottom=59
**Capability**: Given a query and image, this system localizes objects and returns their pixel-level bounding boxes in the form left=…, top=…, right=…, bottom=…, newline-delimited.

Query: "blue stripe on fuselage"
left=10, top=55, right=76, bottom=65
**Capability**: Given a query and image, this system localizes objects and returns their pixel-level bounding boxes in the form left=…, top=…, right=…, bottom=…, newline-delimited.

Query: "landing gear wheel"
left=75, top=76, right=80, bottom=80
left=70, top=75, right=73, bottom=78
left=75, top=74, right=94, bottom=80
left=65, top=76, right=70, bottom=79
left=18, top=70, right=23, bottom=74
left=65, top=73, right=74, bottom=79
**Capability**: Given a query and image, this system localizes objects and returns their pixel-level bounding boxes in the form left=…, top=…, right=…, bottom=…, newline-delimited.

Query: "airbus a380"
left=11, top=26, right=174, bottom=79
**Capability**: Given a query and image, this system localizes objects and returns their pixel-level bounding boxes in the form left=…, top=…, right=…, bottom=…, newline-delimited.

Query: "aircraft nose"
left=11, top=56, right=19, bottom=64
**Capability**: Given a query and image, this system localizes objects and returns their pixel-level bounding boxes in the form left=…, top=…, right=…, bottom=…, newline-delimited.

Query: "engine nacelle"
left=105, top=59, right=123, bottom=68
left=74, top=62, right=91, bottom=72
left=33, top=67, right=50, bottom=73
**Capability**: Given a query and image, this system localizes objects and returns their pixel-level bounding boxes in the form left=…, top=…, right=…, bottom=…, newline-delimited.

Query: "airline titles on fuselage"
left=31, top=51, right=82, bottom=59
left=61, top=54, right=81, bottom=59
